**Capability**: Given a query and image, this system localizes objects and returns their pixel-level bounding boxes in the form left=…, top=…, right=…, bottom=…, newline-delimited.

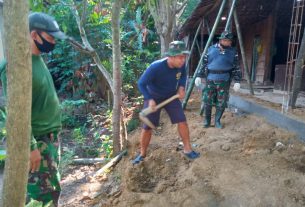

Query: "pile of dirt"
left=60, top=92, right=305, bottom=207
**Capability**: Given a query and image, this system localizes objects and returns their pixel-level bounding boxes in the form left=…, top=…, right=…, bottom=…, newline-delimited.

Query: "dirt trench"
left=60, top=92, right=305, bottom=207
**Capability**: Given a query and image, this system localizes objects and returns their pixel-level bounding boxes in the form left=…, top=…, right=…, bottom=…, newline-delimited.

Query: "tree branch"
left=70, top=0, right=114, bottom=93
left=67, top=37, right=95, bottom=55
left=80, top=0, right=88, bottom=27
left=176, top=0, right=188, bottom=14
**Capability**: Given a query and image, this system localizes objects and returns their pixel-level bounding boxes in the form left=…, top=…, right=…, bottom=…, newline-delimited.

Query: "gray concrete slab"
left=229, top=95, right=305, bottom=141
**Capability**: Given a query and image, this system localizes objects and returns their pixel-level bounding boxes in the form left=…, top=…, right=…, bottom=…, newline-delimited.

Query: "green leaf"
left=103, top=39, right=113, bottom=44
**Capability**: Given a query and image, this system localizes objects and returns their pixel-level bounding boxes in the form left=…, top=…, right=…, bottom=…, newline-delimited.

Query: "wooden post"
left=183, top=0, right=228, bottom=109
left=233, top=10, right=254, bottom=95
left=196, top=39, right=201, bottom=54
left=290, top=26, right=305, bottom=107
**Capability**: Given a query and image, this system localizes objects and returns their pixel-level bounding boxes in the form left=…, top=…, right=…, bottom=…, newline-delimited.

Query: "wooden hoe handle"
left=140, top=94, right=180, bottom=116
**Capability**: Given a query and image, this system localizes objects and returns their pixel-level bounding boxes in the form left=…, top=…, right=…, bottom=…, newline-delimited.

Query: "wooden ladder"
left=282, top=0, right=305, bottom=113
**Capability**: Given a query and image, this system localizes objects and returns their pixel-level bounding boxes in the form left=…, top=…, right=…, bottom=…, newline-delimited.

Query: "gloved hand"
left=233, top=83, right=241, bottom=92
left=195, top=77, right=202, bottom=87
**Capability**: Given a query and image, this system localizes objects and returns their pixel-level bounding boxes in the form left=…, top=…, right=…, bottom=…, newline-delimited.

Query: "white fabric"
left=233, top=83, right=241, bottom=92
left=195, top=77, right=202, bottom=87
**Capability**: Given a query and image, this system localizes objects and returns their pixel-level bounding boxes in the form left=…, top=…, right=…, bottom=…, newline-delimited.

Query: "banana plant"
left=122, top=7, right=154, bottom=50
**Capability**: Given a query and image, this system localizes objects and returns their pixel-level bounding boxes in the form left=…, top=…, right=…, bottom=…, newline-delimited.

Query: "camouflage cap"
left=218, top=31, right=233, bottom=40
left=29, top=12, right=67, bottom=40
left=165, top=41, right=190, bottom=57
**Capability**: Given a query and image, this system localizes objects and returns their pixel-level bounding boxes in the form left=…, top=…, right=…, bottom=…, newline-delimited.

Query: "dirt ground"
left=59, top=91, right=305, bottom=207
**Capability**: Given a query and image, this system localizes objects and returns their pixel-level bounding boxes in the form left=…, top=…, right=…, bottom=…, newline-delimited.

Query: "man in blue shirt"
left=133, top=41, right=200, bottom=164
left=195, top=31, right=241, bottom=129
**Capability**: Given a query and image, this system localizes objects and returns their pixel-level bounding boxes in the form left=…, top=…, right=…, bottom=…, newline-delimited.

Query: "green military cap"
left=218, top=31, right=234, bottom=40
left=165, top=41, right=190, bottom=56
left=29, top=12, right=67, bottom=40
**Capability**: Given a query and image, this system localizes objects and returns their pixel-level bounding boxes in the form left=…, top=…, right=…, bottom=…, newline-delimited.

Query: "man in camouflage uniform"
left=195, top=31, right=241, bottom=128
left=0, top=12, right=67, bottom=206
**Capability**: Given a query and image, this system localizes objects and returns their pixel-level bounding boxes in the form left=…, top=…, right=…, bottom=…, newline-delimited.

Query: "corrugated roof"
left=179, top=0, right=280, bottom=37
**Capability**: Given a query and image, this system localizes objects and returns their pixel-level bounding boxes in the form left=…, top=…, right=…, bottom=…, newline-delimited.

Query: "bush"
left=60, top=99, right=88, bottom=128
left=127, top=119, right=140, bottom=132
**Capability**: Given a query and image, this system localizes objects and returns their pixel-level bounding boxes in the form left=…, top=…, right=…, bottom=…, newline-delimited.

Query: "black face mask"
left=34, top=32, right=55, bottom=53
left=220, top=43, right=231, bottom=49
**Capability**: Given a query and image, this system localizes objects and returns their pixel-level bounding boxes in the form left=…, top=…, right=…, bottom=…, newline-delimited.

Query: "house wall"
left=241, top=14, right=274, bottom=84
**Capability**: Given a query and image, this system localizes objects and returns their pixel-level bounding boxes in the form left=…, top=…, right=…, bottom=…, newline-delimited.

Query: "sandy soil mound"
left=60, top=92, right=305, bottom=207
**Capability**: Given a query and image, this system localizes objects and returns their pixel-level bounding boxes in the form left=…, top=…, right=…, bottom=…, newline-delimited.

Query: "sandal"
left=132, top=154, right=144, bottom=165
left=184, top=151, right=200, bottom=159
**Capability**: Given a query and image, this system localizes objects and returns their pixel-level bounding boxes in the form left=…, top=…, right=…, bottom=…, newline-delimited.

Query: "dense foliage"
left=30, top=0, right=160, bottom=99
left=24, top=0, right=161, bottom=164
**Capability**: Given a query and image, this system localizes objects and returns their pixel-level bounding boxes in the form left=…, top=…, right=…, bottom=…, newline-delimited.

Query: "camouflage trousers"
left=27, top=132, right=61, bottom=206
left=202, top=80, right=230, bottom=109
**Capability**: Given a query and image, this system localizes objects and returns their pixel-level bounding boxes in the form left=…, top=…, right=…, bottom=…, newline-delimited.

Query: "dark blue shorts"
left=142, top=98, right=186, bottom=130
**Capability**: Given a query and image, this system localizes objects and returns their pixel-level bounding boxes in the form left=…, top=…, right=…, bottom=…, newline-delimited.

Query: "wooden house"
left=179, top=0, right=305, bottom=91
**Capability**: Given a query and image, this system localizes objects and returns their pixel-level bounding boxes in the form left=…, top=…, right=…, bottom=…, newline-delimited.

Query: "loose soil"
left=59, top=91, right=305, bottom=207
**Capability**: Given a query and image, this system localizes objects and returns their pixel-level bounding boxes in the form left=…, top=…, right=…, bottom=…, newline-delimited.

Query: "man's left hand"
left=30, top=149, right=41, bottom=173
left=178, top=87, right=185, bottom=99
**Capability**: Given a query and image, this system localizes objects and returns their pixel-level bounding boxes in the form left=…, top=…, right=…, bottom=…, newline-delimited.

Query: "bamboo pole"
left=201, top=18, right=205, bottom=51
left=72, top=158, right=109, bottom=165
left=185, top=20, right=203, bottom=90
left=93, top=150, right=127, bottom=177
left=185, top=20, right=203, bottom=69
left=233, top=9, right=254, bottom=95
left=225, top=0, right=237, bottom=32
left=183, top=0, right=228, bottom=109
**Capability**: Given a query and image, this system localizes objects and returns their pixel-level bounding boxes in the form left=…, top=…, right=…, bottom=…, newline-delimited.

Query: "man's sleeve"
left=197, top=52, right=209, bottom=78
left=0, top=59, right=38, bottom=151
left=0, top=59, right=8, bottom=97
left=137, top=65, right=154, bottom=100
left=231, top=51, right=242, bottom=82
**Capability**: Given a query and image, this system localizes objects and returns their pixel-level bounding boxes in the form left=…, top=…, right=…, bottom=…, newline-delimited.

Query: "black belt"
left=208, top=69, right=232, bottom=74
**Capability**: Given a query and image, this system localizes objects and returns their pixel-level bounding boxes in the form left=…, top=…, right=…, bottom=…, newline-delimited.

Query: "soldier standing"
left=195, top=31, right=241, bottom=128
left=0, top=12, right=66, bottom=206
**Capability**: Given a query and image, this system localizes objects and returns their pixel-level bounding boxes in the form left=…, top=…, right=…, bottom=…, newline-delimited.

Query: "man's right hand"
left=30, top=149, right=41, bottom=173
left=195, top=77, right=202, bottom=87
left=233, top=83, right=241, bottom=92
left=148, top=99, right=157, bottom=112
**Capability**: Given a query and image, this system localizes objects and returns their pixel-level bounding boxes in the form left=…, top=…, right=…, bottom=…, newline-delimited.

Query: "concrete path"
left=229, top=95, right=305, bottom=141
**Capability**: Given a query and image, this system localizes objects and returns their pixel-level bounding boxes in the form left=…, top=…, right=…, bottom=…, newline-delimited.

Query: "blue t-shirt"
left=138, top=58, right=186, bottom=100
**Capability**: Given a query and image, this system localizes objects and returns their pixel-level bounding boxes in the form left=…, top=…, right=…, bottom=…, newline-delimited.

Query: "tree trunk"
left=1, top=1, right=31, bottom=206
left=290, top=26, right=305, bottom=108
left=160, top=33, right=173, bottom=56
left=148, top=0, right=187, bottom=56
left=112, top=0, right=123, bottom=155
